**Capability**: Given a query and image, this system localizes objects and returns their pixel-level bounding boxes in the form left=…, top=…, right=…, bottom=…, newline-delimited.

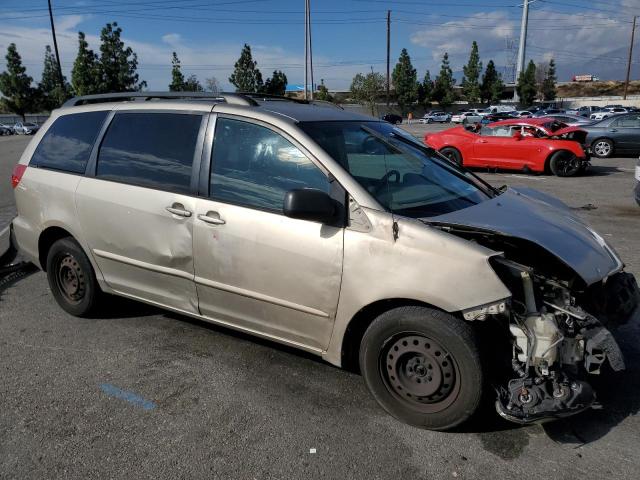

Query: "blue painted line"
left=99, top=383, right=156, bottom=410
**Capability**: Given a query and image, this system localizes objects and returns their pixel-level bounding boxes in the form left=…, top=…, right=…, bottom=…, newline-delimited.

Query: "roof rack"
left=239, top=93, right=344, bottom=110
left=62, top=91, right=258, bottom=108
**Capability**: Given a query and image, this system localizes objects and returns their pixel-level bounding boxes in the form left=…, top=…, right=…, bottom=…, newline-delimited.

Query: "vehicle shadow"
left=584, top=165, right=622, bottom=176
left=90, top=294, right=163, bottom=319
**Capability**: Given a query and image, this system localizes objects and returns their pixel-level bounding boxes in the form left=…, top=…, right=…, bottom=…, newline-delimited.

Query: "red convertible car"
left=424, top=118, right=590, bottom=176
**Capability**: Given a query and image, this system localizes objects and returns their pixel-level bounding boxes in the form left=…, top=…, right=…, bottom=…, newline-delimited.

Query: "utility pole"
left=308, top=0, right=314, bottom=100
left=386, top=10, right=391, bottom=108
left=513, top=0, right=531, bottom=103
left=47, top=0, right=65, bottom=91
left=304, top=0, right=308, bottom=100
left=624, top=15, right=636, bottom=100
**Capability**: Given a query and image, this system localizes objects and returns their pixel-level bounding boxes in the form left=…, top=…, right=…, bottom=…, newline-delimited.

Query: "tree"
left=182, top=74, right=203, bottom=92
left=516, top=60, right=537, bottom=106
left=263, top=70, right=287, bottom=96
left=0, top=43, right=38, bottom=120
left=541, top=58, right=557, bottom=101
left=316, top=79, right=333, bottom=102
left=169, top=52, right=185, bottom=91
left=489, top=71, right=505, bottom=104
left=417, top=70, right=433, bottom=107
left=205, top=76, right=220, bottom=94
left=391, top=48, right=418, bottom=115
left=350, top=70, right=385, bottom=115
left=71, top=32, right=100, bottom=96
left=97, top=22, right=146, bottom=92
left=38, top=45, right=69, bottom=110
left=480, top=60, right=499, bottom=103
left=461, top=41, right=482, bottom=103
left=229, top=44, right=263, bottom=93
left=432, top=52, right=456, bottom=109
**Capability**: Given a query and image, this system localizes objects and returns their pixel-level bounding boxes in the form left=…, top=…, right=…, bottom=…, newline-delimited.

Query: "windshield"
left=300, top=121, right=494, bottom=218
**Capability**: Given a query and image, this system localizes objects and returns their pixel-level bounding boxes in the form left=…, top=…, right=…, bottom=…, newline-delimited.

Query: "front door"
left=610, top=114, right=640, bottom=151
left=192, top=116, right=344, bottom=352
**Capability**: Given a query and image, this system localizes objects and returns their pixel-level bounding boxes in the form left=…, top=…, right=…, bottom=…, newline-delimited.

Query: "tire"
left=46, top=237, right=101, bottom=317
left=427, top=119, right=433, bottom=124
left=592, top=138, right=614, bottom=158
left=439, top=147, right=463, bottom=166
left=549, top=150, right=582, bottom=177
left=359, top=306, right=483, bottom=431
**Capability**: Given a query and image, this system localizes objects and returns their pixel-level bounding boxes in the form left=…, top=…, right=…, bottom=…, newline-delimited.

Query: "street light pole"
left=304, top=0, right=308, bottom=100
left=514, top=0, right=530, bottom=103
left=47, top=0, right=65, bottom=91
left=624, top=16, right=637, bottom=101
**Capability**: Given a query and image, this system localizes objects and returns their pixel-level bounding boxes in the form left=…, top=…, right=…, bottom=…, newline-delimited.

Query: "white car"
left=451, top=111, right=483, bottom=124
left=419, top=111, right=451, bottom=124
left=515, top=111, right=533, bottom=118
left=590, top=107, right=628, bottom=121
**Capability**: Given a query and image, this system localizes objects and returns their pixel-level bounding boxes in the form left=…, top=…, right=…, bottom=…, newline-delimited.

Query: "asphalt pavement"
left=1, top=129, right=639, bottom=480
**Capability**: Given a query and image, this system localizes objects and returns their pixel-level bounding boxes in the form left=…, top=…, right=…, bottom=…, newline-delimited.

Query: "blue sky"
left=1, top=0, right=639, bottom=91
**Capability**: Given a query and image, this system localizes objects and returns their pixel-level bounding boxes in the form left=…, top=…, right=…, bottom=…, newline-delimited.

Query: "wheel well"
left=341, top=298, right=437, bottom=373
left=38, top=227, right=72, bottom=271
left=591, top=137, right=614, bottom=148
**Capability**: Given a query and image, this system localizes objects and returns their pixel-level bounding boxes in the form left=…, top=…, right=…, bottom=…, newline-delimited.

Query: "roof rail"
left=239, top=93, right=344, bottom=110
left=62, top=91, right=258, bottom=108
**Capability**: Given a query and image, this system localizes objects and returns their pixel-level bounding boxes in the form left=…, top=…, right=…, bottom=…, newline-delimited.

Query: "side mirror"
left=512, top=131, right=523, bottom=141
left=283, top=188, right=336, bottom=224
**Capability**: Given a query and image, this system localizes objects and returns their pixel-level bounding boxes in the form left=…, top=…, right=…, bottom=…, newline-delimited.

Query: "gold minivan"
left=10, top=92, right=639, bottom=430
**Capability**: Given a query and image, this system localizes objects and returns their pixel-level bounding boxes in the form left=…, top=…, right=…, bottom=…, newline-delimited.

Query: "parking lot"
left=1, top=128, right=639, bottom=479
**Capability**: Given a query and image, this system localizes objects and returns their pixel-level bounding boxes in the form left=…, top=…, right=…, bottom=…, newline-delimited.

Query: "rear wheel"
left=46, top=237, right=101, bottom=317
left=592, top=138, right=614, bottom=158
left=439, top=147, right=463, bottom=166
left=359, top=306, right=483, bottom=430
left=549, top=150, right=582, bottom=177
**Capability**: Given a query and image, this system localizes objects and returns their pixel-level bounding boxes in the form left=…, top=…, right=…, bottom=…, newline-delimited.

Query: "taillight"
left=11, top=164, right=27, bottom=189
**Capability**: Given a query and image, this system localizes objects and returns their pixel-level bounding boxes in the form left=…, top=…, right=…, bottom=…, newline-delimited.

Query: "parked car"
left=581, top=113, right=640, bottom=158
left=545, top=113, right=594, bottom=126
left=514, top=110, right=533, bottom=118
left=13, top=121, right=40, bottom=135
left=532, top=108, right=564, bottom=117
left=590, top=107, right=628, bottom=121
left=0, top=123, right=14, bottom=135
left=451, top=111, right=483, bottom=124
left=482, top=111, right=518, bottom=123
left=420, top=111, right=451, bottom=123
left=424, top=117, right=589, bottom=176
left=382, top=113, right=402, bottom=125
left=10, top=91, right=638, bottom=431
left=568, top=106, right=602, bottom=118
left=635, top=157, right=640, bottom=206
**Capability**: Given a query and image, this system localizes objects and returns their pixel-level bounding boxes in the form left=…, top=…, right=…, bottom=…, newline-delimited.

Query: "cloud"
left=161, top=33, right=181, bottom=47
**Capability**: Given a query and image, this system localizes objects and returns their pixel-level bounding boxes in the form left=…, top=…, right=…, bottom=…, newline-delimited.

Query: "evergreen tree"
left=480, top=60, right=499, bottom=103
left=461, top=41, right=482, bottom=103
left=182, top=74, right=203, bottom=92
left=0, top=43, right=38, bottom=120
left=97, top=22, right=145, bottom=92
left=263, top=70, right=287, bottom=96
left=316, top=79, right=333, bottom=102
left=169, top=52, right=185, bottom=91
left=541, top=58, right=557, bottom=101
left=516, top=60, right=537, bottom=106
left=71, top=32, right=99, bottom=96
left=490, top=71, right=505, bottom=104
left=432, top=53, right=456, bottom=109
left=38, top=45, right=69, bottom=110
left=417, top=70, right=433, bottom=107
left=229, top=44, right=264, bottom=92
left=350, top=70, right=385, bottom=115
left=391, top=48, right=418, bottom=115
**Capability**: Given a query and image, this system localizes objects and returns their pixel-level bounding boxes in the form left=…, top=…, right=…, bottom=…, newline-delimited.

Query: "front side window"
left=300, top=121, right=493, bottom=218
left=210, top=117, right=330, bottom=212
left=97, top=113, right=202, bottom=194
left=30, top=111, right=108, bottom=174
left=612, top=115, right=640, bottom=128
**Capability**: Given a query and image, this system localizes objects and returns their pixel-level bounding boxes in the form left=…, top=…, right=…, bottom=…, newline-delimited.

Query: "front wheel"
left=359, top=306, right=483, bottom=431
left=549, top=150, right=582, bottom=177
left=439, top=147, right=463, bottom=166
left=592, top=138, right=614, bottom=158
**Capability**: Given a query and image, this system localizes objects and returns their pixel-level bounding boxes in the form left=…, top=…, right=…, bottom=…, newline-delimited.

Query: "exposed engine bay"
left=429, top=221, right=640, bottom=424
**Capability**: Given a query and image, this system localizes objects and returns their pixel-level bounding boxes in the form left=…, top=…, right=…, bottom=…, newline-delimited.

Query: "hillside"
left=557, top=80, right=640, bottom=98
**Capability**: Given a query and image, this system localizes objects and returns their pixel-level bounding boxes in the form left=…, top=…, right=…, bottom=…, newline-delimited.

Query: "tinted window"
left=30, top=111, right=108, bottom=174
left=97, top=113, right=202, bottom=194
left=210, top=118, right=329, bottom=212
left=612, top=115, right=640, bottom=128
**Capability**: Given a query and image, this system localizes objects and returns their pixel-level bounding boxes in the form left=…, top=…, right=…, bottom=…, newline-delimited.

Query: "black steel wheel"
left=439, top=147, right=463, bottom=166
left=549, top=150, right=582, bottom=177
left=359, top=306, right=483, bottom=430
left=46, top=237, right=101, bottom=316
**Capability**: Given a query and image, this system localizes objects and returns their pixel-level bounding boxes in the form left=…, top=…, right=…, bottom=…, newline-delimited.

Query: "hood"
left=552, top=126, right=585, bottom=136
left=425, top=187, right=622, bottom=285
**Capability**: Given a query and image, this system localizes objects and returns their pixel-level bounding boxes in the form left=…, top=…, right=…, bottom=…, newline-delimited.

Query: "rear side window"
left=97, top=113, right=202, bottom=194
left=30, top=111, right=108, bottom=174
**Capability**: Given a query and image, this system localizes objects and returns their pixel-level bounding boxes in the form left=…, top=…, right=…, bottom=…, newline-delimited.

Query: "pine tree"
left=38, top=45, right=69, bottom=110
left=263, top=70, right=287, bottom=96
left=418, top=70, right=433, bottom=107
left=229, top=44, right=264, bottom=93
left=516, top=60, right=537, bottom=106
left=182, top=74, right=203, bottom=92
left=350, top=70, right=385, bottom=115
left=97, top=22, right=145, bottom=92
left=71, top=32, right=99, bottom=96
left=490, top=71, right=505, bottom=104
left=391, top=48, right=418, bottom=115
left=316, top=79, right=333, bottom=102
left=480, top=60, right=499, bottom=103
left=169, top=52, right=185, bottom=91
left=0, top=43, right=38, bottom=120
left=461, top=41, right=482, bottom=103
left=432, top=53, right=456, bottom=109
left=541, top=58, right=557, bottom=101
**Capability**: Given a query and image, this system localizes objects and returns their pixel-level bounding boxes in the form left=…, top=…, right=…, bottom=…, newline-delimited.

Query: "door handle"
left=609, top=129, right=618, bottom=132
left=198, top=211, right=226, bottom=225
left=479, top=139, right=488, bottom=143
left=166, top=203, right=192, bottom=217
